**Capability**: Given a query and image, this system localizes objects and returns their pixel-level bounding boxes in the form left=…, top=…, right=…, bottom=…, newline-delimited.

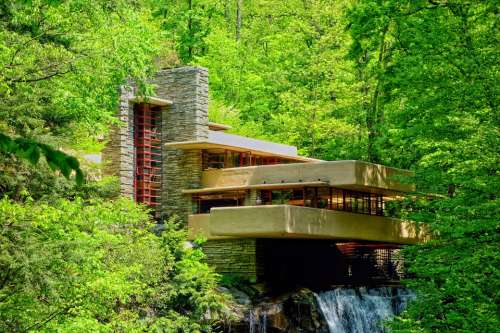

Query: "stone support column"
left=202, top=239, right=264, bottom=282
left=154, top=67, right=209, bottom=222
left=244, top=189, right=258, bottom=206
left=103, top=67, right=209, bottom=222
left=102, top=85, right=136, bottom=198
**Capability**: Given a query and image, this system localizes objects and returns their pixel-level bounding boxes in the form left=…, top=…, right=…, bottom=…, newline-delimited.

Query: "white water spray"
left=315, top=287, right=414, bottom=333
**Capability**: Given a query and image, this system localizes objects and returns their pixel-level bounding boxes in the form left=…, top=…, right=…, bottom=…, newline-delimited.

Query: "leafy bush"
left=0, top=152, right=123, bottom=202
left=389, top=194, right=500, bottom=333
left=0, top=198, right=225, bottom=332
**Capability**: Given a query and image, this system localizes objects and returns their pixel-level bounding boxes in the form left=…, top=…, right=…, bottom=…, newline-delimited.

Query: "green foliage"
left=155, top=0, right=367, bottom=160
left=213, top=0, right=368, bottom=160
left=0, top=132, right=84, bottom=184
left=0, top=1, right=229, bottom=331
left=0, top=0, right=161, bottom=133
left=0, top=0, right=162, bottom=181
left=0, top=198, right=225, bottom=332
left=0, top=151, right=121, bottom=201
left=153, top=0, right=225, bottom=64
left=390, top=196, right=499, bottom=333
left=219, top=274, right=259, bottom=299
left=345, top=1, right=499, bottom=331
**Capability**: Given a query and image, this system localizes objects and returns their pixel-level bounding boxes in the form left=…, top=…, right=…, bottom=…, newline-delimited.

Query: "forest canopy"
left=0, top=0, right=498, bottom=332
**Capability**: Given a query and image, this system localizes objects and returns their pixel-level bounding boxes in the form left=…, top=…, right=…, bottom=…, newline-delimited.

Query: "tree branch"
left=21, top=306, right=71, bottom=333
left=11, top=67, right=73, bottom=83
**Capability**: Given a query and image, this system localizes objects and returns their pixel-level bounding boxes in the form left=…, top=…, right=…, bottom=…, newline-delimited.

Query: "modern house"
left=104, top=67, right=426, bottom=285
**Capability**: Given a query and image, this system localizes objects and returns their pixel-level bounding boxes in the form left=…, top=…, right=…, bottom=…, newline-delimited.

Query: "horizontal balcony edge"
left=205, top=205, right=428, bottom=244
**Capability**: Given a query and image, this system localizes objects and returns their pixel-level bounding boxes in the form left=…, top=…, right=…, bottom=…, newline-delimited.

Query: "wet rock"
left=226, top=288, right=329, bottom=332
left=232, top=289, right=252, bottom=306
left=282, top=289, right=329, bottom=332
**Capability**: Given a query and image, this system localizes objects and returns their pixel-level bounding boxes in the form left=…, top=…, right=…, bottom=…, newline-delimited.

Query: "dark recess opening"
left=258, top=239, right=403, bottom=292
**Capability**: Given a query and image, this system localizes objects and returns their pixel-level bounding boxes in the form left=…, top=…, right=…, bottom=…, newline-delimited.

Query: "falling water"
left=315, top=287, right=414, bottom=333
left=248, top=308, right=268, bottom=333
left=248, top=310, right=256, bottom=333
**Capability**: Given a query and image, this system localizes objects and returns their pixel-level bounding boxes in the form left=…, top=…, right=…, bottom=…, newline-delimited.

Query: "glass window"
left=203, top=150, right=225, bottom=169
left=304, top=187, right=317, bottom=207
left=317, top=188, right=330, bottom=209
left=192, top=191, right=245, bottom=214
left=260, top=190, right=272, bottom=205
left=289, top=189, right=304, bottom=206
left=331, top=188, right=343, bottom=210
left=271, top=190, right=292, bottom=204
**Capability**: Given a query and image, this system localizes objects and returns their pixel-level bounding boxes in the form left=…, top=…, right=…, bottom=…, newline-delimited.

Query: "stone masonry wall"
left=154, top=67, right=208, bottom=222
left=244, top=189, right=258, bottom=206
left=103, top=67, right=209, bottom=222
left=103, top=68, right=267, bottom=279
left=102, top=85, right=136, bottom=198
left=202, top=239, right=264, bottom=282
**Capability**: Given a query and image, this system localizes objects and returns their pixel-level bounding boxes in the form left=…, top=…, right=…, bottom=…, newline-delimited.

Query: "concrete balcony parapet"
left=188, top=205, right=429, bottom=245
left=187, top=213, right=234, bottom=240
left=199, top=160, right=414, bottom=195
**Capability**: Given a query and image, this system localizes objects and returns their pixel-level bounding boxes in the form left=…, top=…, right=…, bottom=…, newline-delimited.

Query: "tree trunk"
left=367, top=23, right=389, bottom=164
left=188, top=0, right=193, bottom=59
left=236, top=0, right=242, bottom=41
left=224, top=0, right=230, bottom=23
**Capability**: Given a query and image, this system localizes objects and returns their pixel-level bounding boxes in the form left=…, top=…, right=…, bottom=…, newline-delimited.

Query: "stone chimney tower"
left=103, top=67, right=209, bottom=222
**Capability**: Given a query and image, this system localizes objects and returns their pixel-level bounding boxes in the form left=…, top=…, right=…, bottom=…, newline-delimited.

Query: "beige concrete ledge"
left=199, top=205, right=427, bottom=245
left=182, top=181, right=328, bottom=194
left=129, top=96, right=173, bottom=106
left=201, top=160, right=414, bottom=195
left=188, top=213, right=235, bottom=240
left=208, top=122, right=232, bottom=131
left=165, top=131, right=319, bottom=163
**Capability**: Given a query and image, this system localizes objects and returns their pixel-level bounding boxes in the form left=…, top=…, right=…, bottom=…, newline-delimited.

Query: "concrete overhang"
left=188, top=205, right=428, bottom=244
left=188, top=213, right=234, bottom=240
left=200, top=160, right=414, bottom=195
left=129, top=96, right=173, bottom=106
left=208, top=122, right=232, bottom=131
left=165, top=130, right=320, bottom=163
left=182, top=181, right=328, bottom=194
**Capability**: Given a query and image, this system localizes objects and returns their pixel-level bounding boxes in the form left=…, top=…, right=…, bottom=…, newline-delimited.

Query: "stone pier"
left=103, top=67, right=209, bottom=222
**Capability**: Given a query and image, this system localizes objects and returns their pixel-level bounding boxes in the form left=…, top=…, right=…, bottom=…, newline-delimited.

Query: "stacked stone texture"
left=244, top=189, right=258, bottom=206
left=202, top=239, right=264, bottom=281
left=155, top=67, right=208, bottom=221
left=103, top=67, right=209, bottom=222
left=102, top=85, right=136, bottom=198
left=104, top=67, right=264, bottom=279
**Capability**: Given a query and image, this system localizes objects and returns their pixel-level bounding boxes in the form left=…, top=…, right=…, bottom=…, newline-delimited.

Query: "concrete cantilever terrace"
left=186, top=160, right=422, bottom=244
left=187, top=160, right=414, bottom=195
left=188, top=205, right=428, bottom=244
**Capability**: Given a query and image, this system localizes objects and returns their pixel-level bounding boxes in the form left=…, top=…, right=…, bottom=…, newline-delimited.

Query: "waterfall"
left=248, top=308, right=268, bottom=333
left=315, top=287, right=414, bottom=333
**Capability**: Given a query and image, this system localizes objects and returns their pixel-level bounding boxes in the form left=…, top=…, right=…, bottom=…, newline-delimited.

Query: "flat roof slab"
left=165, top=130, right=319, bottom=162
left=129, top=96, right=173, bottom=106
